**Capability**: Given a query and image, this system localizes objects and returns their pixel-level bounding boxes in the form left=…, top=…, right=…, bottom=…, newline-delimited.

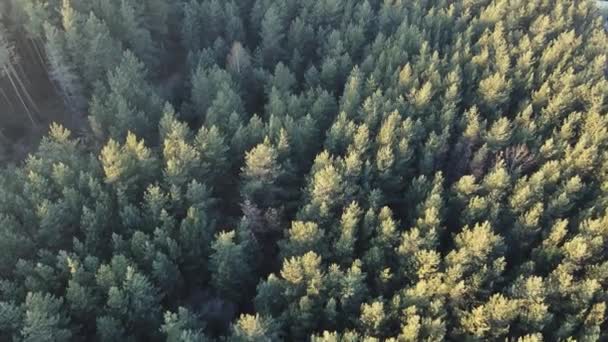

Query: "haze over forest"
left=1, top=0, right=608, bottom=341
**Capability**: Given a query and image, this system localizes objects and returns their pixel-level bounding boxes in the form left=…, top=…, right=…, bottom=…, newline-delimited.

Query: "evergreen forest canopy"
left=0, top=0, right=608, bottom=340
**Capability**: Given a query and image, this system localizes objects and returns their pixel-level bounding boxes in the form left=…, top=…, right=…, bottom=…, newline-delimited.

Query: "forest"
left=0, top=0, right=608, bottom=340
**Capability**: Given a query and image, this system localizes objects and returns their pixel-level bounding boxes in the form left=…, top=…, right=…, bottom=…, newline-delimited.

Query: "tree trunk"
left=0, top=86, right=16, bottom=112
left=33, top=38, right=61, bottom=91
left=3, top=66, right=37, bottom=126
left=9, top=63, right=40, bottom=113
left=31, top=38, right=47, bottom=68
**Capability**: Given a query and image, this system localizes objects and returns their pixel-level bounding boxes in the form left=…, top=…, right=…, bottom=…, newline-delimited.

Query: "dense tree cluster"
left=1, top=0, right=608, bottom=340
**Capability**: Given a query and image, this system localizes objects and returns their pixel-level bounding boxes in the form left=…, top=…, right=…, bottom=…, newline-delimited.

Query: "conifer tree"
left=260, top=4, right=285, bottom=68
left=209, top=231, right=255, bottom=303
left=161, top=307, right=209, bottom=342
left=241, top=138, right=283, bottom=208
left=229, top=314, right=280, bottom=342
left=44, top=22, right=85, bottom=115
left=89, top=50, right=162, bottom=141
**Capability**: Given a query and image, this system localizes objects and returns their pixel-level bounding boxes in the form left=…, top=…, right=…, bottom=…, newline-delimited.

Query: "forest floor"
left=0, top=74, right=72, bottom=164
left=0, top=35, right=86, bottom=165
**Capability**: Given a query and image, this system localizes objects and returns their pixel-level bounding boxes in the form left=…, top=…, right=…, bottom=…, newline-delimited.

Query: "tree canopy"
left=0, top=0, right=608, bottom=340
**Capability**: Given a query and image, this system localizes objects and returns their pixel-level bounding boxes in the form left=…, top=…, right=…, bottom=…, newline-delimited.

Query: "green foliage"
left=20, top=292, right=72, bottom=342
left=89, top=50, right=162, bottom=142
left=162, top=307, right=208, bottom=342
left=228, top=314, right=279, bottom=342
left=260, top=4, right=285, bottom=68
left=99, top=131, right=157, bottom=195
left=279, top=221, right=326, bottom=259
left=240, top=137, right=287, bottom=209
left=209, top=231, right=255, bottom=302
left=2, top=0, right=608, bottom=340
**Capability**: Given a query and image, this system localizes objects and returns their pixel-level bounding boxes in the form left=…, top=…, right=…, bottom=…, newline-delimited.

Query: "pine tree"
left=99, top=131, right=158, bottom=196
left=228, top=314, right=280, bottom=342
left=278, top=251, right=325, bottom=339
left=181, top=0, right=203, bottom=53
left=80, top=13, right=121, bottom=88
left=308, top=154, right=345, bottom=213
left=340, top=67, right=363, bottom=118
left=209, top=231, right=254, bottom=302
left=241, top=138, right=283, bottom=208
left=279, top=221, right=326, bottom=259
left=96, top=260, right=162, bottom=340
left=195, top=125, right=230, bottom=188
left=117, top=0, right=159, bottom=68
left=359, top=300, right=386, bottom=337
left=460, top=293, right=518, bottom=339
left=161, top=307, right=209, bottom=342
left=334, top=202, right=363, bottom=265
left=20, top=292, right=72, bottom=342
left=160, top=105, right=200, bottom=188
left=89, top=50, right=162, bottom=141
left=260, top=4, right=285, bottom=68
left=44, top=22, right=86, bottom=115
left=0, top=301, right=22, bottom=340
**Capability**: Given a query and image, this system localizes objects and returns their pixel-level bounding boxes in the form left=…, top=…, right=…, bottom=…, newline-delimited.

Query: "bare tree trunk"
left=38, top=43, right=62, bottom=96
left=0, top=86, right=16, bottom=112
left=14, top=59, right=29, bottom=85
left=27, top=38, right=63, bottom=97
left=31, top=38, right=47, bottom=68
left=9, top=63, right=40, bottom=113
left=3, top=66, right=37, bottom=126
